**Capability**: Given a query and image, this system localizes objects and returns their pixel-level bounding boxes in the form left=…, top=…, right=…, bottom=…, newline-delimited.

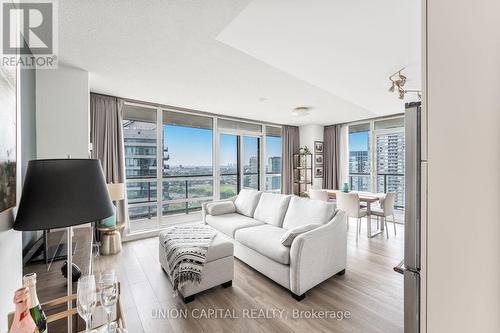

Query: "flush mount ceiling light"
left=388, top=68, right=421, bottom=100
left=291, top=106, right=311, bottom=117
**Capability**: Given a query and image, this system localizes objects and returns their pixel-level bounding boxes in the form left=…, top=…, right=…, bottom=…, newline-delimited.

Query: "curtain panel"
left=281, top=125, right=300, bottom=195
left=323, top=125, right=341, bottom=189
left=90, top=93, right=126, bottom=223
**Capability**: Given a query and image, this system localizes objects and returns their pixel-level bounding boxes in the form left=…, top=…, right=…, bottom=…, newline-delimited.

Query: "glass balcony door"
left=375, top=129, right=405, bottom=208
left=219, top=134, right=239, bottom=199
left=242, top=136, right=260, bottom=190
left=218, top=133, right=261, bottom=198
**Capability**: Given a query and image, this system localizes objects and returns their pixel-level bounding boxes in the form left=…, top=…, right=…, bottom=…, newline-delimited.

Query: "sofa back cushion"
left=253, top=193, right=292, bottom=227
left=234, top=189, right=263, bottom=217
left=282, top=196, right=337, bottom=230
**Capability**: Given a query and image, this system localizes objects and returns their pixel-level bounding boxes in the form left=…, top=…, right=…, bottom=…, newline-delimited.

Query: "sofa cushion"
left=205, top=232, right=234, bottom=261
left=280, top=223, right=322, bottom=246
left=234, top=189, right=262, bottom=217
left=235, top=225, right=290, bottom=265
left=206, top=201, right=236, bottom=216
left=206, top=213, right=264, bottom=238
left=253, top=193, right=292, bottom=227
left=282, top=196, right=337, bottom=230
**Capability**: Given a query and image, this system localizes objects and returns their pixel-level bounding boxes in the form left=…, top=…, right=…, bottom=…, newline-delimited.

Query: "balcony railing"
left=348, top=172, right=405, bottom=209
left=376, top=173, right=405, bottom=209
left=126, top=174, right=213, bottom=220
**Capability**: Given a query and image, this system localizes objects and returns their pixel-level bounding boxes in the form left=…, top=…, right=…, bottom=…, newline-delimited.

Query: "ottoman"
left=159, top=230, right=234, bottom=303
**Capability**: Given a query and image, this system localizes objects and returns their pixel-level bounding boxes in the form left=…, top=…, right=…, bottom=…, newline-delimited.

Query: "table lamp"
left=101, top=183, right=125, bottom=227
left=14, top=159, right=114, bottom=332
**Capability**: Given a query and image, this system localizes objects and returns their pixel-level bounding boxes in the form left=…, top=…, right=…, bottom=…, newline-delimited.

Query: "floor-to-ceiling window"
left=219, top=134, right=239, bottom=199
left=265, top=126, right=282, bottom=193
left=374, top=117, right=405, bottom=208
left=123, top=105, right=158, bottom=233
left=122, top=104, right=282, bottom=235
left=162, top=110, right=214, bottom=219
left=242, top=136, right=260, bottom=190
left=348, top=116, right=405, bottom=209
left=348, top=123, right=371, bottom=191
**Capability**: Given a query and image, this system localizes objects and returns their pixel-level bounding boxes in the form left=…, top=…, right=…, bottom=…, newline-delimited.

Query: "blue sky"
left=163, top=125, right=281, bottom=166
left=349, top=131, right=369, bottom=151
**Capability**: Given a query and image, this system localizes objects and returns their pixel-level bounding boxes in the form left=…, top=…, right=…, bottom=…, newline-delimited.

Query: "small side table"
left=97, top=222, right=125, bottom=255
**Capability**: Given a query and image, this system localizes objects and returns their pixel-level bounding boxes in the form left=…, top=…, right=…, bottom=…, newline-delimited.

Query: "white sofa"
left=202, top=189, right=347, bottom=300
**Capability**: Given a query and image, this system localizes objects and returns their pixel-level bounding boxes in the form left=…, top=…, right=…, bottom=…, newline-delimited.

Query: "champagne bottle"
left=23, top=273, right=48, bottom=333
left=9, top=287, right=36, bottom=333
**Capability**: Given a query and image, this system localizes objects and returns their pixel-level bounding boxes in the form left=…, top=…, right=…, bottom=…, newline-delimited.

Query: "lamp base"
left=61, top=261, right=82, bottom=283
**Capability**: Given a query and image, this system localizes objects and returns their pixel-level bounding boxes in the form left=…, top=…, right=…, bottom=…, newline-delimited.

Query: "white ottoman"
left=159, top=231, right=234, bottom=303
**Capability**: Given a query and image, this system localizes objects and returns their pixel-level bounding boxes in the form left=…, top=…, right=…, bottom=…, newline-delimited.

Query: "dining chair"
left=371, top=192, right=396, bottom=238
left=336, top=192, right=367, bottom=241
left=309, top=189, right=329, bottom=202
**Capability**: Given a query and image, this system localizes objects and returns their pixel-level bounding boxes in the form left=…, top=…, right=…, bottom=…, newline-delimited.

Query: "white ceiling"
left=59, top=0, right=421, bottom=125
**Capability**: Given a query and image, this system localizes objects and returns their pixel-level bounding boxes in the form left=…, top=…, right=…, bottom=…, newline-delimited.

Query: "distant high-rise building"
left=376, top=132, right=405, bottom=207
left=349, top=150, right=370, bottom=191
left=268, top=156, right=281, bottom=190
left=249, top=156, right=259, bottom=173
left=123, top=121, right=158, bottom=178
left=269, top=156, right=281, bottom=173
left=123, top=121, right=159, bottom=220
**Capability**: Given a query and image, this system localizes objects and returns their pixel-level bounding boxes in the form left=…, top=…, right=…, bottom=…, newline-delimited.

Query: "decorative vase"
left=342, top=182, right=349, bottom=193
left=101, top=204, right=117, bottom=227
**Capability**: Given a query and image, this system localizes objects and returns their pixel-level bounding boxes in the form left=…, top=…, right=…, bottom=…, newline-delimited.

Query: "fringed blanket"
left=159, top=225, right=216, bottom=296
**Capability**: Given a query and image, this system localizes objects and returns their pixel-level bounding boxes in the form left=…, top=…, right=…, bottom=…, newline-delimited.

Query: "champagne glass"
left=77, top=275, right=97, bottom=333
left=99, top=271, right=118, bottom=333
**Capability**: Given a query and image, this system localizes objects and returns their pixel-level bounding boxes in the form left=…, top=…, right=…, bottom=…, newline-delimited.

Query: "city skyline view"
left=163, top=125, right=281, bottom=168
left=348, top=125, right=405, bottom=208
left=123, top=119, right=282, bottom=225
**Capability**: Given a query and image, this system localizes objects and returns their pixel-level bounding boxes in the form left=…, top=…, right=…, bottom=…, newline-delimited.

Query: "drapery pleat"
left=90, top=93, right=126, bottom=223
left=281, top=125, right=300, bottom=194
left=338, top=124, right=349, bottom=187
left=323, top=125, right=340, bottom=189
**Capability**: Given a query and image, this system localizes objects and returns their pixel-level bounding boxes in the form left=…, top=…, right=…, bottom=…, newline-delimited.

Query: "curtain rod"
left=90, top=91, right=285, bottom=128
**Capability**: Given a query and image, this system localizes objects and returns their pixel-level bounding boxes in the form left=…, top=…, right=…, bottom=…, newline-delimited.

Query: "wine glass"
left=77, top=275, right=97, bottom=333
left=99, top=271, right=118, bottom=333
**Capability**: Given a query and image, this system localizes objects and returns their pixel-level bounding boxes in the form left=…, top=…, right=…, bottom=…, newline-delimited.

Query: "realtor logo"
left=1, top=0, right=58, bottom=68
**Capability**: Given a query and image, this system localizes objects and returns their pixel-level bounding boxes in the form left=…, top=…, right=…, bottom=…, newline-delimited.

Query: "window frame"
left=347, top=115, right=405, bottom=205
left=122, top=101, right=282, bottom=236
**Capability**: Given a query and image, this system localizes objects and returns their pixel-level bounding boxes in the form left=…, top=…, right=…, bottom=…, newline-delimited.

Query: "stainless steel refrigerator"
left=403, top=101, right=423, bottom=333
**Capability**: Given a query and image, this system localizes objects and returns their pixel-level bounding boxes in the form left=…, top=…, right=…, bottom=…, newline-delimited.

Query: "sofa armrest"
left=202, top=196, right=237, bottom=223
left=289, top=210, right=347, bottom=295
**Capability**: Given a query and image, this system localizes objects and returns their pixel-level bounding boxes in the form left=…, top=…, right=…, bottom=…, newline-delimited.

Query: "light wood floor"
left=96, top=218, right=404, bottom=333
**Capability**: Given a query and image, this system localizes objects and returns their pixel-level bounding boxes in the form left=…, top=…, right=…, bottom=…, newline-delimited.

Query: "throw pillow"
left=206, top=201, right=236, bottom=216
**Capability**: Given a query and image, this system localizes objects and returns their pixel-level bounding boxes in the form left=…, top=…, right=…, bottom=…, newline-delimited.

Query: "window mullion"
left=157, top=107, right=162, bottom=229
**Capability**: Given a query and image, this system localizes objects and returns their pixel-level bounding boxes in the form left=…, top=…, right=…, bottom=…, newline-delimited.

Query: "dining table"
left=325, top=190, right=385, bottom=238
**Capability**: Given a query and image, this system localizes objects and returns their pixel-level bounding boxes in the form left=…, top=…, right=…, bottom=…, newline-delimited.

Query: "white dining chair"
left=371, top=192, right=396, bottom=238
left=336, top=192, right=367, bottom=241
left=309, top=189, right=329, bottom=202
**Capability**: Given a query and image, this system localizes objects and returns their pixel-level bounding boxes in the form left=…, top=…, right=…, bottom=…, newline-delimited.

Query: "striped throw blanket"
left=160, top=225, right=217, bottom=296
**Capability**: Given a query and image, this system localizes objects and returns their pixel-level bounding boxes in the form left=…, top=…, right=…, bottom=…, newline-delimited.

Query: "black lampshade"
left=14, top=159, right=114, bottom=231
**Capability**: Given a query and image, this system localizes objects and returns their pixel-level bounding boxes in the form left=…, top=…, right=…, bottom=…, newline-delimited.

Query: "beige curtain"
left=281, top=125, right=300, bottom=194
left=90, top=93, right=126, bottom=222
left=323, top=125, right=341, bottom=189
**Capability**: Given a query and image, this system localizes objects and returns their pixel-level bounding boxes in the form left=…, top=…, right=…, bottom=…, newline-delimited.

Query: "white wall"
left=426, top=1, right=500, bottom=332
left=299, top=124, right=324, bottom=189
left=0, top=66, right=23, bottom=332
left=36, top=64, right=90, bottom=159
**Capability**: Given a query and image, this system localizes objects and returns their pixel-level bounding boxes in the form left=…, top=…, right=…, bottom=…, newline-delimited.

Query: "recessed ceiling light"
left=291, top=106, right=310, bottom=117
